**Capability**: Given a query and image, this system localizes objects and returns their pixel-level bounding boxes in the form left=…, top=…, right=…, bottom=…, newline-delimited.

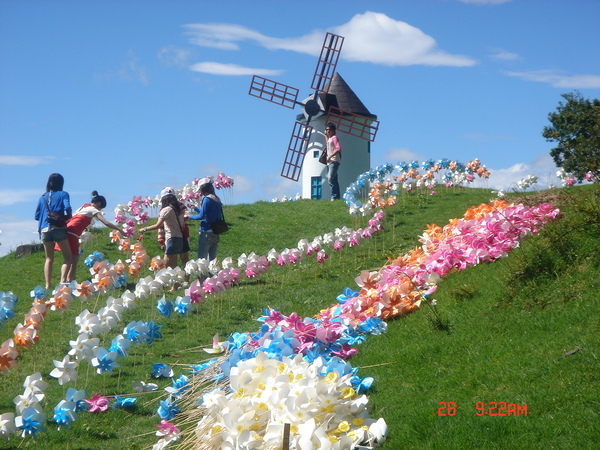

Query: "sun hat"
left=160, top=187, right=175, bottom=200
left=197, top=177, right=212, bottom=186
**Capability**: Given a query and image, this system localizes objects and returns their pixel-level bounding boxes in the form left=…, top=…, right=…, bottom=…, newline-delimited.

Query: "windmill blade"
left=249, top=75, right=299, bottom=109
left=310, top=33, right=344, bottom=93
left=281, top=122, right=313, bottom=181
left=325, top=106, right=380, bottom=142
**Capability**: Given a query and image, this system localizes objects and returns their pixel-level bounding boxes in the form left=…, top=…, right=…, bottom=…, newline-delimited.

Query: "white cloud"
left=486, top=153, right=563, bottom=191
left=0, top=155, right=53, bottom=166
left=505, top=70, right=600, bottom=89
left=189, top=62, right=283, bottom=76
left=381, top=147, right=426, bottom=164
left=184, top=12, right=477, bottom=68
left=489, top=49, right=520, bottom=61
left=0, top=189, right=42, bottom=206
left=0, top=220, right=40, bottom=257
left=157, top=45, right=192, bottom=67
left=333, top=12, right=476, bottom=67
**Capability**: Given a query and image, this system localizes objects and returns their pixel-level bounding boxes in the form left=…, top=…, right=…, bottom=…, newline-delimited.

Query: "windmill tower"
left=299, top=73, right=377, bottom=200
left=248, top=33, right=380, bottom=197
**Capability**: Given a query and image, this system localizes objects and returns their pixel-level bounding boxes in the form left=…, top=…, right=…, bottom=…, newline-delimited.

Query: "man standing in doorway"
left=325, top=122, right=341, bottom=200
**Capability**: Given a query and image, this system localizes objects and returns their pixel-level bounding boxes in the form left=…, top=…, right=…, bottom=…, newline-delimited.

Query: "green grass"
left=0, top=185, right=598, bottom=449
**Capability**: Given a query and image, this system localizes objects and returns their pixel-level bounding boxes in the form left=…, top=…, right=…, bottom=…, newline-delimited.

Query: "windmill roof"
left=324, top=72, right=376, bottom=118
left=296, top=72, right=377, bottom=121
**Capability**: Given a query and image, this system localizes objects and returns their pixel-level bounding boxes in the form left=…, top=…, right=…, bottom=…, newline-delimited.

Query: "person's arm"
left=35, top=198, right=42, bottom=221
left=140, top=215, right=166, bottom=234
left=62, top=193, right=72, bottom=219
left=94, top=212, right=125, bottom=235
left=187, top=202, right=205, bottom=221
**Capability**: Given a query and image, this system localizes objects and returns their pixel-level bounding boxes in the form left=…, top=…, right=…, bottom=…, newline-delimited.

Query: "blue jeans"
left=328, top=162, right=340, bottom=200
left=197, top=231, right=219, bottom=261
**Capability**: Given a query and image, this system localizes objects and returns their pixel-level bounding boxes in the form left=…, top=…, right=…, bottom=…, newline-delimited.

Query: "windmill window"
left=313, top=150, right=320, bottom=158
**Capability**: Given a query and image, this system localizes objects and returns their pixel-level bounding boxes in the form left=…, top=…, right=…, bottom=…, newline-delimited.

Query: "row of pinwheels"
left=0, top=170, right=394, bottom=444
left=343, top=158, right=491, bottom=213
left=113, top=173, right=234, bottom=236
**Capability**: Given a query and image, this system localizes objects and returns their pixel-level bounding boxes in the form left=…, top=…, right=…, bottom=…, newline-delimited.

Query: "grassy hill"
left=0, top=184, right=598, bottom=449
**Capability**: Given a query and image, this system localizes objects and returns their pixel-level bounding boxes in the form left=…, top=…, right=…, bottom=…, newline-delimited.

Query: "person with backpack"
left=187, top=179, right=224, bottom=261
left=34, top=173, right=72, bottom=290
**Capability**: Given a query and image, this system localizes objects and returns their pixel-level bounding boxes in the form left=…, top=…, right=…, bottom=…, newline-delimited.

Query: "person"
left=56, top=191, right=124, bottom=283
left=34, top=173, right=72, bottom=290
left=325, top=122, right=342, bottom=200
left=187, top=178, right=223, bottom=261
left=140, top=187, right=190, bottom=273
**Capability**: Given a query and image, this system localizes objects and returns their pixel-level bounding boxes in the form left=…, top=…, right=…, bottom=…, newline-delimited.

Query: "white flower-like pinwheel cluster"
left=194, top=352, right=387, bottom=449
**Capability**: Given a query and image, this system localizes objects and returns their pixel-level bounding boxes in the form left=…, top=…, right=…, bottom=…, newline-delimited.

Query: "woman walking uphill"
left=35, top=173, right=72, bottom=290
left=187, top=178, right=223, bottom=262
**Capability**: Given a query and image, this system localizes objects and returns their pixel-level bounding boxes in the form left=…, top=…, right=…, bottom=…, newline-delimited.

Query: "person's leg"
left=56, top=239, right=72, bottom=284
left=42, top=241, right=55, bottom=289
left=165, top=253, right=178, bottom=269
left=208, top=234, right=220, bottom=261
left=64, top=233, right=79, bottom=282
left=197, top=232, right=209, bottom=260
left=328, top=162, right=340, bottom=199
left=67, top=254, right=80, bottom=282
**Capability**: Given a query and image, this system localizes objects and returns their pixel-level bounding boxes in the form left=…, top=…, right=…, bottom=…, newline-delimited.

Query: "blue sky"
left=1, top=0, right=599, bottom=256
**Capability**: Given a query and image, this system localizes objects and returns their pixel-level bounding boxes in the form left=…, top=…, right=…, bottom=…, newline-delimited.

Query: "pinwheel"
left=84, top=393, right=109, bottom=413
left=0, top=412, right=17, bottom=440
left=153, top=420, right=180, bottom=449
left=132, top=381, right=158, bottom=393
left=65, top=388, right=89, bottom=412
left=52, top=400, right=77, bottom=429
left=13, top=388, right=44, bottom=415
left=75, top=311, right=102, bottom=336
left=112, top=396, right=137, bottom=409
left=203, top=334, right=225, bottom=354
left=68, top=334, right=100, bottom=362
left=49, top=356, right=78, bottom=385
left=90, top=347, right=120, bottom=374
left=0, top=339, right=19, bottom=374
left=108, top=334, right=131, bottom=357
left=15, top=405, right=46, bottom=438
left=157, top=397, right=180, bottom=420
left=151, top=363, right=174, bottom=379
left=13, top=324, right=38, bottom=349
left=156, top=296, right=174, bottom=318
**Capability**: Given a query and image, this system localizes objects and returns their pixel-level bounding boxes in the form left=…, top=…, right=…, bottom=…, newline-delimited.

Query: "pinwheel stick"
left=282, top=423, right=291, bottom=449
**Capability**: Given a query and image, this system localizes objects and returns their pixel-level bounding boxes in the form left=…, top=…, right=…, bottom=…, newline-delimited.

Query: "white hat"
left=160, top=187, right=175, bottom=200
left=198, top=177, right=212, bottom=186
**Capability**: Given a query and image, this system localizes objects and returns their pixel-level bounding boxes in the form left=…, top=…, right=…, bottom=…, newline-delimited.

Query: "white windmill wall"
left=300, top=115, right=371, bottom=200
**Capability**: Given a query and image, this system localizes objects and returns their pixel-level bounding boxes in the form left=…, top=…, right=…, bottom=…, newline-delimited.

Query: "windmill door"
left=311, top=177, right=322, bottom=200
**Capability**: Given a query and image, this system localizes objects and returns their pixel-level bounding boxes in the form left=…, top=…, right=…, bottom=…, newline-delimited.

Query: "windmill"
left=249, top=32, right=380, bottom=182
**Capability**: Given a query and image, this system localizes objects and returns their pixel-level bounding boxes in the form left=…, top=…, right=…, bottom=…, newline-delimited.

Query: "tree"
left=542, top=92, right=600, bottom=182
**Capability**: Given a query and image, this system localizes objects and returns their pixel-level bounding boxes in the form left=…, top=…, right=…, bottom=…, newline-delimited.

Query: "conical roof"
left=323, top=72, right=375, bottom=118
left=296, top=72, right=377, bottom=121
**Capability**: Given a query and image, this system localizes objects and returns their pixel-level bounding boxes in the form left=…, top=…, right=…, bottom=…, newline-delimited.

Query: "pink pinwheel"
left=316, top=250, right=328, bottom=264
left=186, top=280, right=205, bottom=304
left=85, top=393, right=109, bottom=413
